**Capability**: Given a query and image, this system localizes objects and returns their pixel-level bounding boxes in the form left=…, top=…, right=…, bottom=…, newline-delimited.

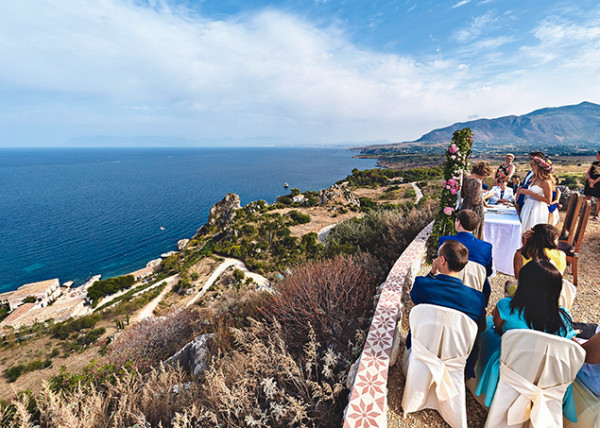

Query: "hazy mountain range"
left=356, top=101, right=600, bottom=155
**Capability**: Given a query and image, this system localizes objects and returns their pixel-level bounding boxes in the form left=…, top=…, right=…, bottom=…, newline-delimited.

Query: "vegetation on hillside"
left=0, top=168, right=439, bottom=427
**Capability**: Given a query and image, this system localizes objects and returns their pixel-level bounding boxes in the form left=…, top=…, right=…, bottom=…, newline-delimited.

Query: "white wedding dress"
left=520, top=185, right=549, bottom=234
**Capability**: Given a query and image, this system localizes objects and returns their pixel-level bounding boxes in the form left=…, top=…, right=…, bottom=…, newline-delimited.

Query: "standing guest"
left=474, top=260, right=578, bottom=422
left=484, top=176, right=514, bottom=205
left=515, top=151, right=546, bottom=214
left=509, top=174, right=521, bottom=191
left=460, top=161, right=493, bottom=239
left=439, top=209, right=493, bottom=305
left=494, top=153, right=516, bottom=185
left=517, top=156, right=554, bottom=235
left=508, top=174, right=521, bottom=194
left=549, top=174, right=561, bottom=226
left=408, top=240, right=486, bottom=377
left=584, top=150, right=600, bottom=220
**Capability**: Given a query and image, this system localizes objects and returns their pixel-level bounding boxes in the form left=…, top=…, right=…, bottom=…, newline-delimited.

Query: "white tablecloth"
left=483, top=207, right=521, bottom=276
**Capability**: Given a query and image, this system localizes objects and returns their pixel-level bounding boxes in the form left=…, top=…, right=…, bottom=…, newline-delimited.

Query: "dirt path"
left=411, top=182, right=423, bottom=205
left=135, top=274, right=180, bottom=321
left=186, top=258, right=269, bottom=307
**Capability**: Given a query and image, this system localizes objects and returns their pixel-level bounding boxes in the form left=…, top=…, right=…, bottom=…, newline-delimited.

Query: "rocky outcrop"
left=198, top=193, right=241, bottom=235
left=318, top=184, right=360, bottom=207
left=165, top=334, right=212, bottom=378
left=177, top=239, right=190, bottom=251
left=146, top=258, right=162, bottom=268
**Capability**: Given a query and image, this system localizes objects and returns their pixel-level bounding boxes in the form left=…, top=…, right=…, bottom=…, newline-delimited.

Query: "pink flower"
left=447, top=178, right=456, bottom=187
left=450, top=155, right=457, bottom=160
left=441, top=180, right=447, bottom=186
left=445, top=185, right=451, bottom=190
left=450, top=188, right=458, bottom=195
left=443, top=207, right=454, bottom=215
left=448, top=144, right=459, bottom=154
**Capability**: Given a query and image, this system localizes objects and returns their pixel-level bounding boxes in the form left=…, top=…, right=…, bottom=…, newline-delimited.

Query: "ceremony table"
left=483, top=206, right=521, bottom=276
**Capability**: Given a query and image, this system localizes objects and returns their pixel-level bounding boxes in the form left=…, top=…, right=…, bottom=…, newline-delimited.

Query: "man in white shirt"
left=484, top=176, right=514, bottom=205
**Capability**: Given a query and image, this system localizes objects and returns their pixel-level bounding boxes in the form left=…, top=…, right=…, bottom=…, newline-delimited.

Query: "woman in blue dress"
left=475, top=260, right=578, bottom=421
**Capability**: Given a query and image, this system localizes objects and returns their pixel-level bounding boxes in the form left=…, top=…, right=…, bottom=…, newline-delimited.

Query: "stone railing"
left=343, top=222, right=432, bottom=428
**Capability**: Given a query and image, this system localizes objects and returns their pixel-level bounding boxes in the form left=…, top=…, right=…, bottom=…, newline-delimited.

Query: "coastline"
left=0, top=147, right=377, bottom=293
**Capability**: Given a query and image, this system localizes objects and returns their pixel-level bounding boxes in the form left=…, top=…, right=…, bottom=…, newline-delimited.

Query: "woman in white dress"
left=516, top=156, right=554, bottom=235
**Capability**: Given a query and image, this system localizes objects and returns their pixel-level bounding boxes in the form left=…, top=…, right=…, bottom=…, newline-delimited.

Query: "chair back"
left=458, top=261, right=486, bottom=292
left=559, top=279, right=577, bottom=311
left=560, top=194, right=583, bottom=245
left=484, top=330, right=585, bottom=428
left=402, top=304, right=478, bottom=428
left=572, top=201, right=591, bottom=254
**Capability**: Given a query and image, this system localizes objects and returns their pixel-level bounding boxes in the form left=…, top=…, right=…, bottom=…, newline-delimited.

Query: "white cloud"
left=452, top=0, right=472, bottom=9
left=453, top=12, right=497, bottom=43
left=0, top=1, right=599, bottom=146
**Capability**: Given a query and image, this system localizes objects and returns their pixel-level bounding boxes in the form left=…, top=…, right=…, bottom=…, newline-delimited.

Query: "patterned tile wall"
left=343, top=222, right=432, bottom=428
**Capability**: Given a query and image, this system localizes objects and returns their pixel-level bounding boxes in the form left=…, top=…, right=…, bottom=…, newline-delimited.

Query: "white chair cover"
left=401, top=304, right=478, bottom=428
left=560, top=279, right=577, bottom=311
left=565, top=378, right=600, bottom=428
left=485, top=329, right=586, bottom=428
left=458, top=261, right=486, bottom=292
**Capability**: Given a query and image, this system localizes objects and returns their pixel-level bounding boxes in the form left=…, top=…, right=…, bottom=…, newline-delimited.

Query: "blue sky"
left=1, top=0, right=599, bottom=147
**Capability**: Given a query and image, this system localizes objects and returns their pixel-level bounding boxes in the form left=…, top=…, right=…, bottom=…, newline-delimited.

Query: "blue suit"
left=408, top=273, right=486, bottom=377
left=515, top=169, right=534, bottom=210
left=439, top=232, right=493, bottom=306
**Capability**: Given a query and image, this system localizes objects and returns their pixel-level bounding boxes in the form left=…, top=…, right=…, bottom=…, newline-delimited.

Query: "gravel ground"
left=387, top=213, right=600, bottom=427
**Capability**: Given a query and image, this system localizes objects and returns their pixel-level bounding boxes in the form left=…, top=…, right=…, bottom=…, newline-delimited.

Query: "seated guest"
left=475, top=260, right=577, bottom=422
left=484, top=176, right=514, bottom=205
left=506, top=223, right=566, bottom=296
left=439, top=209, right=493, bottom=305
left=572, top=331, right=600, bottom=427
left=409, top=240, right=486, bottom=377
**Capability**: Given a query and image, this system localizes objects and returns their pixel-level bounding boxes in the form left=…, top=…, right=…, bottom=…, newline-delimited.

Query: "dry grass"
left=107, top=308, right=200, bottom=373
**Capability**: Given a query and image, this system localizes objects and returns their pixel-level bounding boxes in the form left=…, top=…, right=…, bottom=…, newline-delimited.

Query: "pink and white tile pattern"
left=343, top=222, right=432, bottom=428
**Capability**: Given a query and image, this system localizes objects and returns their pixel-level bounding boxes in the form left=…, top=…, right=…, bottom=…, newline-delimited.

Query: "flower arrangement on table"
left=426, top=128, right=474, bottom=262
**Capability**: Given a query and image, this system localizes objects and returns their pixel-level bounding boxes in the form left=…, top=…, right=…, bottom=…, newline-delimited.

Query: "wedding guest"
left=475, top=260, right=578, bottom=422
left=494, top=153, right=516, bottom=185
left=439, top=209, right=493, bottom=305
left=549, top=174, right=561, bottom=225
left=460, top=161, right=493, bottom=239
left=506, top=223, right=566, bottom=296
left=584, top=150, right=600, bottom=221
left=509, top=174, right=521, bottom=191
left=409, top=239, right=486, bottom=377
left=484, top=176, right=514, bottom=205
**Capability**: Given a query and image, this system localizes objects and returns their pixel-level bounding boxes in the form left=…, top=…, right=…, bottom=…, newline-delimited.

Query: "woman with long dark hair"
left=475, top=260, right=577, bottom=421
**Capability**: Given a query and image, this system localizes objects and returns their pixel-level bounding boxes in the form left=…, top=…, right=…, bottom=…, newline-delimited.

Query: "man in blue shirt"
left=408, top=239, right=486, bottom=377
left=439, top=209, right=493, bottom=306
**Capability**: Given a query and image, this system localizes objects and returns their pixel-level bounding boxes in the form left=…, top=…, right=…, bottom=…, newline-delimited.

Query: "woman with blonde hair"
left=516, top=156, right=554, bottom=235
left=460, top=161, right=493, bottom=239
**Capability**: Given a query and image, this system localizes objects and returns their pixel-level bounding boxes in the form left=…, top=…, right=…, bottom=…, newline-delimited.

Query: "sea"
left=0, top=147, right=376, bottom=293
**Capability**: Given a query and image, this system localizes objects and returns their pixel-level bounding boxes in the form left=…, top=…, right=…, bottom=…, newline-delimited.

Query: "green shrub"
left=323, top=203, right=435, bottom=270
left=4, top=365, right=23, bottom=383
left=289, top=210, right=310, bottom=224
left=22, top=296, right=37, bottom=304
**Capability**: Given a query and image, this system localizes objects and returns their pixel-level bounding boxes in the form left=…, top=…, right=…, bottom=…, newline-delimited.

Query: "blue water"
left=0, top=147, right=376, bottom=293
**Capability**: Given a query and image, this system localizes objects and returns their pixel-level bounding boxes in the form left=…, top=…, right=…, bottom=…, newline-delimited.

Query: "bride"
left=516, top=156, right=554, bottom=235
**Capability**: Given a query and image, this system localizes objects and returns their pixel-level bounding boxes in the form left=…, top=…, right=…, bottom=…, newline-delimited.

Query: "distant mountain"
left=356, top=101, right=600, bottom=155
